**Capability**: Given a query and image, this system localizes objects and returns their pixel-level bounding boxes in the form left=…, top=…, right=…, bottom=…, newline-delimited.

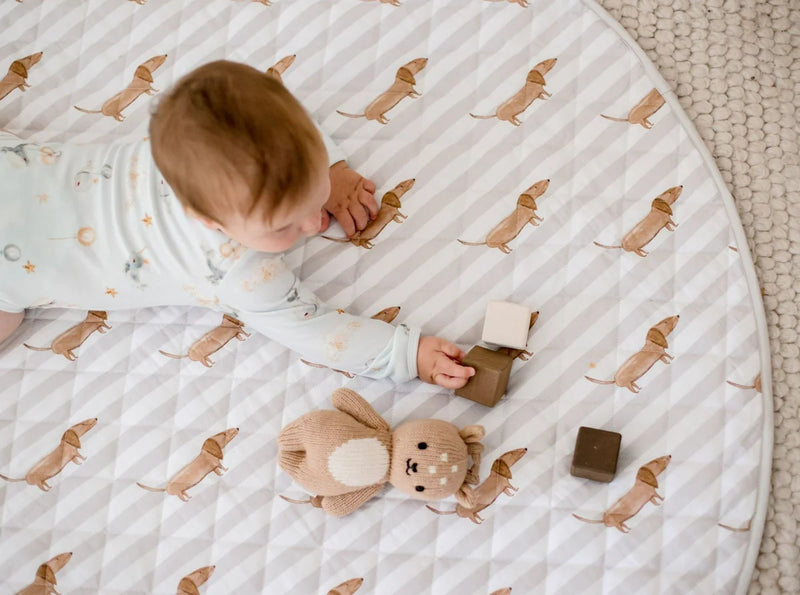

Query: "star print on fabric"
left=142, top=214, right=153, bottom=226
left=37, top=193, right=48, bottom=203
left=23, top=261, right=35, bottom=273
left=106, top=287, right=118, bottom=298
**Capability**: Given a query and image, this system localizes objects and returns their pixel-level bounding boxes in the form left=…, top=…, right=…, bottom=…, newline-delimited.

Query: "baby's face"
left=210, top=165, right=331, bottom=253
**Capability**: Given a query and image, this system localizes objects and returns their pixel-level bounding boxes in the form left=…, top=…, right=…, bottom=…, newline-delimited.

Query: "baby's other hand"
left=326, top=161, right=379, bottom=237
left=417, top=336, right=476, bottom=390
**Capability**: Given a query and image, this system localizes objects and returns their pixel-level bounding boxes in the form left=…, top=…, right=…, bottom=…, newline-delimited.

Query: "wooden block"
left=454, top=346, right=513, bottom=407
left=570, top=427, right=622, bottom=483
left=481, top=301, right=531, bottom=350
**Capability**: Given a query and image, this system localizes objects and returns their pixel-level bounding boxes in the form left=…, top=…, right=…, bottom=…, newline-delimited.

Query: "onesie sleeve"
left=313, top=120, right=346, bottom=167
left=217, top=251, right=420, bottom=383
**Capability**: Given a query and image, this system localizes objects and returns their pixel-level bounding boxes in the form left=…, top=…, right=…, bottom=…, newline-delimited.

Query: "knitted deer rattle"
left=278, top=388, right=485, bottom=516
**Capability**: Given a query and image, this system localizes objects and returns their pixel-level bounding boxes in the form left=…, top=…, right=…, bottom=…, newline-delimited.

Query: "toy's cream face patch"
left=390, top=420, right=468, bottom=501
left=328, top=438, right=389, bottom=487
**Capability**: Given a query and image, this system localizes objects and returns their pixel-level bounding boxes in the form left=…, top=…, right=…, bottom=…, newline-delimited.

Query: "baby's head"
left=149, top=60, right=330, bottom=252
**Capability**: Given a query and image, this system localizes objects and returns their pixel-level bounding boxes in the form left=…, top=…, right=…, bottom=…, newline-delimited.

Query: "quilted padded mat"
left=0, top=0, right=772, bottom=593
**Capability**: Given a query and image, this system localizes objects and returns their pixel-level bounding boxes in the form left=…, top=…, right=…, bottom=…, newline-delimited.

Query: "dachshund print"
left=485, top=0, right=528, bottom=5
left=337, top=58, right=427, bottom=124
left=266, top=54, right=296, bottom=84
left=159, top=314, right=250, bottom=367
left=594, top=186, right=683, bottom=257
left=362, top=0, right=400, bottom=5
left=426, top=448, right=527, bottom=524
left=137, top=428, right=239, bottom=501
left=573, top=455, right=671, bottom=533
left=74, top=55, right=168, bottom=121
left=24, top=311, right=111, bottom=361
left=470, top=59, right=556, bottom=125
left=601, top=88, right=665, bottom=129
left=177, top=566, right=215, bottom=595
left=0, top=52, right=42, bottom=102
left=490, top=590, right=513, bottom=595
left=458, top=179, right=550, bottom=254
left=328, top=578, right=364, bottom=595
left=300, top=306, right=401, bottom=376
left=585, top=315, right=679, bottom=393
left=17, top=552, right=72, bottom=595
left=323, top=179, right=414, bottom=248
left=0, top=419, right=97, bottom=491
left=727, top=372, right=762, bottom=392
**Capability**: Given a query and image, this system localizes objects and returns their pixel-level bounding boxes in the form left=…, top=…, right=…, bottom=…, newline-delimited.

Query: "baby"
left=0, top=60, right=474, bottom=388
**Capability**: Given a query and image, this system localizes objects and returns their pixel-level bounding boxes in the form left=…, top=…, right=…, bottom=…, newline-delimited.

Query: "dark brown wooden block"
left=570, top=427, right=621, bottom=482
left=454, top=346, right=513, bottom=407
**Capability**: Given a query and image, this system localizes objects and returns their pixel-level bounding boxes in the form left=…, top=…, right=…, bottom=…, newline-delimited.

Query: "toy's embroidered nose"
left=406, top=458, right=418, bottom=474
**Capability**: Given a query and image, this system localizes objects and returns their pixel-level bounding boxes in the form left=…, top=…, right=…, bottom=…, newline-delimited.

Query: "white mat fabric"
left=0, top=1, right=773, bottom=593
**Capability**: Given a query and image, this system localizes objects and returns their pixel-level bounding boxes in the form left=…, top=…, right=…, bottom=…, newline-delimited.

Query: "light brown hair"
left=149, top=60, right=327, bottom=224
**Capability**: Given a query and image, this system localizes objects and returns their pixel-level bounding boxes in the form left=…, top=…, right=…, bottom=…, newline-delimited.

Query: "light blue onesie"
left=0, top=130, right=420, bottom=382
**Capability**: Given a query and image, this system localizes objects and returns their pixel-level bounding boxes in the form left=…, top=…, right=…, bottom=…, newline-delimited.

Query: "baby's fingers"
left=360, top=186, right=379, bottom=220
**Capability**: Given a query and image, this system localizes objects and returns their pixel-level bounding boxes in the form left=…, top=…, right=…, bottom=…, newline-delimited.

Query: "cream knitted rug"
left=596, top=0, right=799, bottom=592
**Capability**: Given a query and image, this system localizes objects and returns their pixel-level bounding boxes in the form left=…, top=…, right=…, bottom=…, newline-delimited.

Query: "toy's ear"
left=319, top=484, right=384, bottom=517
left=331, top=388, right=390, bottom=432
left=459, top=425, right=485, bottom=485
left=454, top=484, right=476, bottom=509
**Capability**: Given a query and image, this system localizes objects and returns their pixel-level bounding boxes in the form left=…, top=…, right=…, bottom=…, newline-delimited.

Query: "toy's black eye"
left=415, top=486, right=425, bottom=492
left=417, top=442, right=427, bottom=450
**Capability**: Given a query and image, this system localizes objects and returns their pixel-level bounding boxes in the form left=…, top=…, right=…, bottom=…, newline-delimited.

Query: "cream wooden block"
left=481, top=301, right=531, bottom=349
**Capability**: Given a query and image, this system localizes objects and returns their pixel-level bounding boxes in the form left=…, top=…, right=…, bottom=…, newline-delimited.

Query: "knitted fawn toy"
left=278, top=388, right=485, bottom=516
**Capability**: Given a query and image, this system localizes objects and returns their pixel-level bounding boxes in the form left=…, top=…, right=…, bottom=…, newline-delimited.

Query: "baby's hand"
left=417, top=336, right=476, bottom=390
left=325, top=161, right=379, bottom=237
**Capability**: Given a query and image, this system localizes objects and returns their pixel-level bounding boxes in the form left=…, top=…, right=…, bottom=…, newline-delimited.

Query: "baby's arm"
left=313, top=123, right=379, bottom=236
left=218, top=252, right=419, bottom=383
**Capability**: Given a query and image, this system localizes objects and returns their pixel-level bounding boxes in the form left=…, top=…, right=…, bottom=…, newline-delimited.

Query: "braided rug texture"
left=596, top=1, right=799, bottom=592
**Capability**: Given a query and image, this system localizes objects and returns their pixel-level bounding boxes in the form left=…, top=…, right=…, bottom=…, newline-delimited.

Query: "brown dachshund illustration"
left=0, top=419, right=97, bottom=491
left=74, top=54, right=168, bottom=121
left=497, top=311, right=539, bottom=361
left=490, top=590, right=513, bottom=595
left=337, top=58, right=427, bottom=124
left=328, top=578, right=364, bottom=595
left=427, top=448, right=526, bottom=524
left=458, top=179, right=550, bottom=254
left=362, top=0, right=400, bottom=4
left=485, top=0, right=528, bottom=5
left=323, top=179, right=414, bottom=248
left=17, top=552, right=72, bottom=595
left=594, top=186, right=683, bottom=257
left=137, top=428, right=239, bottom=502
left=585, top=315, right=679, bottom=393
left=128, top=0, right=147, bottom=4
left=470, top=59, right=556, bottom=126
left=159, top=314, right=250, bottom=367
left=266, top=54, right=295, bottom=84
left=601, top=88, right=665, bottom=129
left=24, top=310, right=111, bottom=361
left=573, top=455, right=671, bottom=533
left=177, top=565, right=215, bottom=595
left=727, top=372, right=762, bottom=392
left=301, top=307, right=401, bottom=376
left=0, top=52, right=43, bottom=102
